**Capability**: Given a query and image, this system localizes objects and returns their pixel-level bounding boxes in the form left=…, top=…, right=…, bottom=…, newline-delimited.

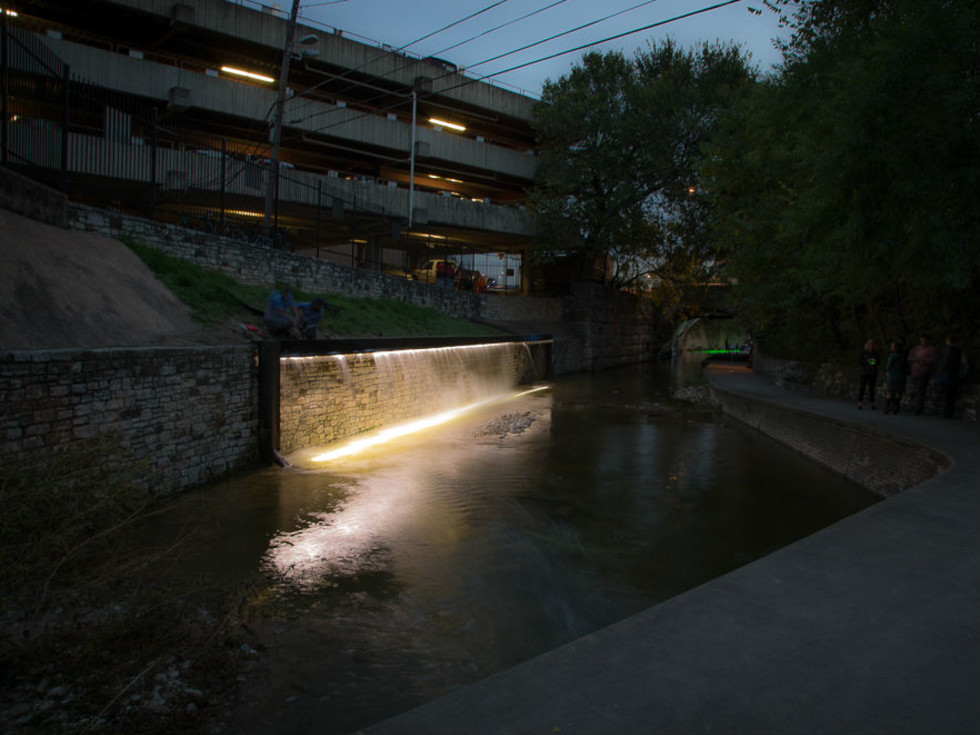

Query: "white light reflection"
left=265, top=482, right=399, bottom=586
left=265, top=386, right=554, bottom=590
left=312, top=386, right=548, bottom=463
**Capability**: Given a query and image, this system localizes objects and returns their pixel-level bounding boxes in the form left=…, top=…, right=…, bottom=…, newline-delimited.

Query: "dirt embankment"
left=0, top=209, right=237, bottom=351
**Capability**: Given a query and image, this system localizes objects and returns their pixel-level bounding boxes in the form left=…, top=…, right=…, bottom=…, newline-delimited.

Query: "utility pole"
left=408, top=90, right=417, bottom=229
left=264, top=0, right=302, bottom=237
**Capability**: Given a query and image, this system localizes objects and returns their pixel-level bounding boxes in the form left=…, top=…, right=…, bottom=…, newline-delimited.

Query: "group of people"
left=262, top=287, right=326, bottom=339
left=858, top=334, right=969, bottom=418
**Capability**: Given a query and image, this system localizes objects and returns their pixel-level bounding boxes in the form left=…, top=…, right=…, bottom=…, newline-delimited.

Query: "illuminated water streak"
left=311, top=386, right=548, bottom=462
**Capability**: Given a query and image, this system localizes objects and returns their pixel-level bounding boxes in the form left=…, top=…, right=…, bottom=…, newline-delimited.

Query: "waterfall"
left=278, top=339, right=549, bottom=455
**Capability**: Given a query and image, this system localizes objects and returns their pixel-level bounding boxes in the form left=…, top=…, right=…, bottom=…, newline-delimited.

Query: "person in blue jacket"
left=263, top=288, right=298, bottom=337
left=297, top=298, right=326, bottom=339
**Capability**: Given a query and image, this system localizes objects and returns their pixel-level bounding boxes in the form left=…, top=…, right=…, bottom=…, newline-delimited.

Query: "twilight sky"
left=291, top=0, right=789, bottom=96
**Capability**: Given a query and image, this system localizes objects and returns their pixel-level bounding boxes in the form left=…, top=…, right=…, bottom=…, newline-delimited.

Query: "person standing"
left=908, top=334, right=938, bottom=415
left=934, top=335, right=963, bottom=419
left=857, top=338, right=880, bottom=410
left=884, top=340, right=908, bottom=414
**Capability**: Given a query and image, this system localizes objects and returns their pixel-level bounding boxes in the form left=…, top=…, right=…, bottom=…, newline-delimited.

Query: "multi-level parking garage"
left=1, top=0, right=538, bottom=288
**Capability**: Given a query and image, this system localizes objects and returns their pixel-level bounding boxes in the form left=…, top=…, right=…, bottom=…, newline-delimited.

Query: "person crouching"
left=297, top=298, right=326, bottom=339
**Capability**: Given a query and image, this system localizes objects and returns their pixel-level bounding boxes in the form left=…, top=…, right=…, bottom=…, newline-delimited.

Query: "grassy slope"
left=124, top=240, right=504, bottom=338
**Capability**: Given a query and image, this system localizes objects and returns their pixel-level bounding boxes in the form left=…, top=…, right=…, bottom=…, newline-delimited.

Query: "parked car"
left=412, top=259, right=456, bottom=284
left=381, top=265, right=413, bottom=280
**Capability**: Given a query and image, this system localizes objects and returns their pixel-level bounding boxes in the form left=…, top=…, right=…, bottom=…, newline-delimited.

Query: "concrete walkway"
left=366, top=366, right=980, bottom=734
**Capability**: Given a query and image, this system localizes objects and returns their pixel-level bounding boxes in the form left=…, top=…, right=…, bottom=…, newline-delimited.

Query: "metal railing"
left=2, top=17, right=527, bottom=280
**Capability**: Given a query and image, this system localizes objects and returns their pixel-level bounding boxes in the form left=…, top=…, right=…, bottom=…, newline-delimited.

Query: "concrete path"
left=366, top=366, right=980, bottom=734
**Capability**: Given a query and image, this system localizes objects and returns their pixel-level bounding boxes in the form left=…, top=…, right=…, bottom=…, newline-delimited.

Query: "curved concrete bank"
left=365, top=365, right=980, bottom=735
left=709, top=366, right=950, bottom=497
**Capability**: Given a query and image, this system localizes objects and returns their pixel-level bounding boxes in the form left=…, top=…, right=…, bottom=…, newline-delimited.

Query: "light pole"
left=408, top=90, right=417, bottom=229
left=264, top=0, right=302, bottom=238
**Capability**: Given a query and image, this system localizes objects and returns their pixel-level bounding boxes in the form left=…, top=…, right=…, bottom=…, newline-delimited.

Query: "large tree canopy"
left=706, top=0, right=980, bottom=357
left=530, top=41, right=754, bottom=296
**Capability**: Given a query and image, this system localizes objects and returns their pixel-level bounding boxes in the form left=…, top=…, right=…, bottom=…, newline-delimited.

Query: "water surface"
left=147, top=361, right=878, bottom=733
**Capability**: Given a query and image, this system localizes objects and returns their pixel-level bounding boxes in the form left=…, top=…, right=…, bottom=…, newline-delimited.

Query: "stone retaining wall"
left=67, top=203, right=482, bottom=321
left=279, top=341, right=545, bottom=454
left=0, top=346, right=258, bottom=493
left=565, top=283, right=664, bottom=371
left=753, top=352, right=978, bottom=422
left=0, top=165, right=67, bottom=227
left=710, top=383, right=951, bottom=497
left=63, top=204, right=670, bottom=375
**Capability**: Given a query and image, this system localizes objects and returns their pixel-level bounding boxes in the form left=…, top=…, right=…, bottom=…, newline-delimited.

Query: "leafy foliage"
left=530, top=41, right=755, bottom=304
left=706, top=0, right=980, bottom=359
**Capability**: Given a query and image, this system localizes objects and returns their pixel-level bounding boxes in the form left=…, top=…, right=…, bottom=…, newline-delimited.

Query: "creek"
left=139, top=358, right=877, bottom=733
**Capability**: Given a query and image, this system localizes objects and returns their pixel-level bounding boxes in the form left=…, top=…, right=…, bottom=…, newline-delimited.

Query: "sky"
left=289, top=0, right=789, bottom=96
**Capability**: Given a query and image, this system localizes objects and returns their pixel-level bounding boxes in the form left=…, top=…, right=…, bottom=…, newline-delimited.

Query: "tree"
left=706, top=0, right=980, bottom=358
left=530, top=41, right=754, bottom=300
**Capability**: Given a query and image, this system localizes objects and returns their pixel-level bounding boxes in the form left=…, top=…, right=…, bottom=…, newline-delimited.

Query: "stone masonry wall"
left=564, top=283, right=665, bottom=372
left=753, top=351, right=978, bottom=422
left=279, top=341, right=542, bottom=454
left=710, top=384, right=951, bottom=498
left=65, top=204, right=668, bottom=376
left=67, top=203, right=482, bottom=321
left=0, top=346, right=258, bottom=493
left=0, top=166, right=67, bottom=227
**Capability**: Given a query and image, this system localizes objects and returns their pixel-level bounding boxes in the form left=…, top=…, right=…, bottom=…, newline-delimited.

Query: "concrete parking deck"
left=366, top=366, right=980, bottom=734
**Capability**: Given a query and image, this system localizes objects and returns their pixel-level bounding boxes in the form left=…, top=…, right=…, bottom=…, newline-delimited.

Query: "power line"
left=299, top=0, right=745, bottom=138
left=401, top=0, right=513, bottom=50
left=476, top=0, right=745, bottom=78
left=428, top=0, right=572, bottom=60
left=468, top=0, right=666, bottom=72
left=291, top=0, right=666, bottom=128
left=287, top=0, right=517, bottom=117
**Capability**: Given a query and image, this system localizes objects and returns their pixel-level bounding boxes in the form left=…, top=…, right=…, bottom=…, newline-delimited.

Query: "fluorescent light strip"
left=220, top=66, right=275, bottom=83
left=428, top=117, right=466, bottom=132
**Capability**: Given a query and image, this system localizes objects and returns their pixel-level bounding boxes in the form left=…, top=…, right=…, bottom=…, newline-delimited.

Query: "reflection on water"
left=146, top=361, right=878, bottom=734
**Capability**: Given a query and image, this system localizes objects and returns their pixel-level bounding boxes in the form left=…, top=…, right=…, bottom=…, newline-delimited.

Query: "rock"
left=47, top=685, right=69, bottom=698
left=9, top=703, right=32, bottom=717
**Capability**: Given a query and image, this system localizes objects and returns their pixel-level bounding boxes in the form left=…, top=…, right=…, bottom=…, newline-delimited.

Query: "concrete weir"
left=364, top=365, right=980, bottom=735
left=258, top=335, right=553, bottom=460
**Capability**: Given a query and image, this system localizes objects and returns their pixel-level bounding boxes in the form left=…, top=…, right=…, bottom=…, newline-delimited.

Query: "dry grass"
left=0, top=437, right=257, bottom=733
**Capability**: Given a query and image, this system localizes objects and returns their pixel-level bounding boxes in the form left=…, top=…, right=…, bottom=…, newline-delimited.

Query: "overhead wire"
left=297, top=0, right=743, bottom=139
left=435, top=0, right=572, bottom=57
left=400, top=0, right=514, bottom=49
left=287, top=0, right=517, bottom=118
left=468, top=0, right=666, bottom=72
left=290, top=0, right=667, bottom=128
left=290, top=0, right=571, bottom=117
left=471, top=0, right=745, bottom=78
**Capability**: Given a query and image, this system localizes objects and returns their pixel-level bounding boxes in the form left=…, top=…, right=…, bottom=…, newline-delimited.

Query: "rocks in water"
left=671, top=385, right=715, bottom=407
left=477, top=412, right=536, bottom=437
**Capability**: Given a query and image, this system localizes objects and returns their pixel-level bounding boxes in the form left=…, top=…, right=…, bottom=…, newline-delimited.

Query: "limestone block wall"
left=67, top=204, right=482, bottom=321
left=279, top=341, right=544, bottom=454
left=710, top=385, right=951, bottom=497
left=754, top=352, right=978, bottom=422
left=564, top=283, right=664, bottom=372
left=0, top=346, right=258, bottom=493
